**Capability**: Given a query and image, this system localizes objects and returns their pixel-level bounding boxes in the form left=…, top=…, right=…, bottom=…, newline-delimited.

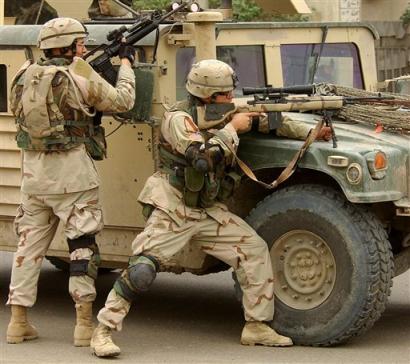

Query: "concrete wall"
left=361, top=0, right=409, bottom=21
left=306, top=0, right=409, bottom=22
left=305, top=0, right=340, bottom=21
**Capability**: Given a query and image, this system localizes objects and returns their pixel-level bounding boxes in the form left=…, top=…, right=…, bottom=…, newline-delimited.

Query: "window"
left=281, top=43, right=364, bottom=89
left=0, top=65, right=7, bottom=112
left=176, top=45, right=266, bottom=100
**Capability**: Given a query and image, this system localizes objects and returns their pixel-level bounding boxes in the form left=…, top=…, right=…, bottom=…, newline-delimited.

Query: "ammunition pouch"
left=85, top=125, right=107, bottom=160
left=159, top=145, right=240, bottom=208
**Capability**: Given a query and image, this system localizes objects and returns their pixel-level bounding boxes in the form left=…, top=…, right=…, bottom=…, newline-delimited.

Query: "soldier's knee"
left=68, top=235, right=100, bottom=280
left=113, top=255, right=158, bottom=301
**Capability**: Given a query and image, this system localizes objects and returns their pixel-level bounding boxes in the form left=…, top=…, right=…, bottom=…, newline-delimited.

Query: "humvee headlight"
left=189, top=2, right=200, bottom=12
left=172, top=1, right=200, bottom=12
left=346, top=163, right=363, bottom=185
left=365, top=151, right=388, bottom=180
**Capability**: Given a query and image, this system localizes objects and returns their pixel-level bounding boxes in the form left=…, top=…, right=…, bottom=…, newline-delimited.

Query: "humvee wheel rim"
left=270, top=230, right=336, bottom=310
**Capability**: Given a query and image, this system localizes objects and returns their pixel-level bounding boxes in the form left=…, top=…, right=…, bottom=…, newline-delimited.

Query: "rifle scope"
left=243, top=85, right=316, bottom=96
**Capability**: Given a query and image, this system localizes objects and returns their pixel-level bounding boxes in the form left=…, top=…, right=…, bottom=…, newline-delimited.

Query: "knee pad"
left=68, top=235, right=100, bottom=280
left=113, top=255, right=158, bottom=302
left=128, top=255, right=157, bottom=291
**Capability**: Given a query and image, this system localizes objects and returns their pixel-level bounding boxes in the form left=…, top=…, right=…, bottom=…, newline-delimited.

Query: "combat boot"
left=6, top=305, right=38, bottom=344
left=90, top=323, right=121, bottom=357
left=74, top=302, right=94, bottom=347
left=240, top=321, right=293, bottom=347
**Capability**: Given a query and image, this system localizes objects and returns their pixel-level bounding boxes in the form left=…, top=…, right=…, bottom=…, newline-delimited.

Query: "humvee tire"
left=245, top=184, right=394, bottom=346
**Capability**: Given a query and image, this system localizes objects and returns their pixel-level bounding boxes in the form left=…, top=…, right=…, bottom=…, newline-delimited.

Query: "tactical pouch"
left=218, top=171, right=242, bottom=201
left=142, top=204, right=155, bottom=220
left=184, top=167, right=205, bottom=192
left=15, top=130, right=31, bottom=149
left=86, top=125, right=107, bottom=160
left=200, top=176, right=220, bottom=208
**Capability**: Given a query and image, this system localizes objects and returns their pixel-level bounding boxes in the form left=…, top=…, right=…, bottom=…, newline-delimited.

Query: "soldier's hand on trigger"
left=119, top=38, right=136, bottom=66
left=229, top=112, right=260, bottom=134
left=316, top=126, right=332, bottom=141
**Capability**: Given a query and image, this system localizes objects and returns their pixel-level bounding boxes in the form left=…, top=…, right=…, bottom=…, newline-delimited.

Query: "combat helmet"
left=37, top=17, right=88, bottom=50
left=186, top=59, right=237, bottom=98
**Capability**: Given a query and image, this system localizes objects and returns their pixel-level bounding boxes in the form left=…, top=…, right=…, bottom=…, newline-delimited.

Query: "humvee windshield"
left=176, top=42, right=364, bottom=100
left=281, top=43, right=364, bottom=88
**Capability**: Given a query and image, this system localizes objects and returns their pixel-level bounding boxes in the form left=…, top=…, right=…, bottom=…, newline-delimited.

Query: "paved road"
left=1, top=251, right=409, bottom=364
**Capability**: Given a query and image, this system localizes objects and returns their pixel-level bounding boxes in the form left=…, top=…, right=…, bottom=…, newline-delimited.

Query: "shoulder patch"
left=69, top=57, right=93, bottom=79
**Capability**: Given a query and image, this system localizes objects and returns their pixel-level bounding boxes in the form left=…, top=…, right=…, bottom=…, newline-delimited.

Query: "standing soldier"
left=90, top=59, right=331, bottom=357
left=6, top=17, right=135, bottom=347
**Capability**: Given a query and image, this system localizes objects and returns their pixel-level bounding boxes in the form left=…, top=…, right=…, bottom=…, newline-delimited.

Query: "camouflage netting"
left=316, top=83, right=410, bottom=134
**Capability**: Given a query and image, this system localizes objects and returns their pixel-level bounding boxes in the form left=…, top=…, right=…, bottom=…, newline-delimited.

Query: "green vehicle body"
left=0, top=12, right=408, bottom=346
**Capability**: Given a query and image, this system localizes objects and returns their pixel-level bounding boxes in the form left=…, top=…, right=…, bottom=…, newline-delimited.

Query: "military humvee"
left=0, top=8, right=409, bottom=347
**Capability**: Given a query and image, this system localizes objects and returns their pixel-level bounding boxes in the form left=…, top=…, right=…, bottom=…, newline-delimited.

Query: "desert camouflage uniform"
left=7, top=57, right=135, bottom=307
left=97, top=103, right=311, bottom=330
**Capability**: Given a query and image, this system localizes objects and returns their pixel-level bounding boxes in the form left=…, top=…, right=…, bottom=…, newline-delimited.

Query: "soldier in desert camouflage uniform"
left=90, top=59, right=331, bottom=357
left=6, top=17, right=135, bottom=347
left=88, top=0, right=133, bottom=19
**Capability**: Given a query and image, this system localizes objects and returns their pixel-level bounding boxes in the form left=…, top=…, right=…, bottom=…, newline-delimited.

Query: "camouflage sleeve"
left=68, top=57, right=135, bottom=113
left=165, top=112, right=239, bottom=164
left=166, top=112, right=204, bottom=155
left=207, top=123, right=239, bottom=163
left=275, top=115, right=311, bottom=140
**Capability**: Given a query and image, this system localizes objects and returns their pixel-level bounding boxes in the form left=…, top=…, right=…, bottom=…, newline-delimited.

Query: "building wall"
left=361, top=0, right=409, bottom=21
left=305, top=0, right=340, bottom=21
left=306, top=0, right=409, bottom=22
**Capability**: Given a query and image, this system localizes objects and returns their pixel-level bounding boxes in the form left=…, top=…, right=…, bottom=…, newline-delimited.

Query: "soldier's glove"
left=119, top=43, right=136, bottom=65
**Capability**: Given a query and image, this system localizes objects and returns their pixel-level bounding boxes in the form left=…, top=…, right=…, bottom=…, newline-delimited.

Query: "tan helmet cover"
left=186, top=59, right=237, bottom=98
left=38, top=17, right=88, bottom=50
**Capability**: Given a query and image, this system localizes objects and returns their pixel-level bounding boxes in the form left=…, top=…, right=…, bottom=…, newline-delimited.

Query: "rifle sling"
left=209, top=117, right=324, bottom=190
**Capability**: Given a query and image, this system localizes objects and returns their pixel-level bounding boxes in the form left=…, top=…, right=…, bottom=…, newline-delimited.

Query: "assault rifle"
left=198, top=85, right=395, bottom=148
left=83, top=1, right=191, bottom=85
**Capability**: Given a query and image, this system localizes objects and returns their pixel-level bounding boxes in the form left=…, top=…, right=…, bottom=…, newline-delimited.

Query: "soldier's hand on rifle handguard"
left=118, top=40, right=136, bottom=65
left=316, top=126, right=332, bottom=141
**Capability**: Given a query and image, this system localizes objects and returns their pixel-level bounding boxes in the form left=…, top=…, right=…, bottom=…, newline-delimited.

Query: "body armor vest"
left=159, top=102, right=241, bottom=208
left=10, top=58, right=105, bottom=159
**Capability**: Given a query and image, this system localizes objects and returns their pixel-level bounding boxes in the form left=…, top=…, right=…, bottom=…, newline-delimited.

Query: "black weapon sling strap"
left=209, top=117, right=324, bottom=190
